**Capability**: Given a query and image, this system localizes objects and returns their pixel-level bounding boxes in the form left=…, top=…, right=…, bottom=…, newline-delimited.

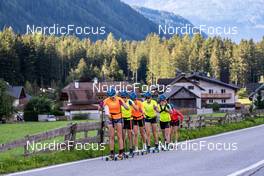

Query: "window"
left=221, top=89, right=226, bottom=93
left=221, top=99, right=226, bottom=103
left=209, top=89, right=214, bottom=94
left=209, top=99, right=214, bottom=103
left=188, top=86, right=194, bottom=90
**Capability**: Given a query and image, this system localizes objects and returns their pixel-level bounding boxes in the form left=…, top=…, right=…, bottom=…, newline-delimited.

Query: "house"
left=249, top=84, right=264, bottom=108
left=7, top=85, right=31, bottom=110
left=159, top=73, right=239, bottom=114
left=60, top=80, right=134, bottom=118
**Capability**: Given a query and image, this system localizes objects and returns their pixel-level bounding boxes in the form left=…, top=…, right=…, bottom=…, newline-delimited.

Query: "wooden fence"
left=0, top=121, right=102, bottom=156
left=0, top=109, right=264, bottom=156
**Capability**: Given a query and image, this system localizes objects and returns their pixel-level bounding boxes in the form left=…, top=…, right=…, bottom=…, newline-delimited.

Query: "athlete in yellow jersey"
left=99, top=88, right=129, bottom=160
left=120, top=91, right=135, bottom=156
left=158, top=94, right=172, bottom=150
left=142, top=92, right=159, bottom=152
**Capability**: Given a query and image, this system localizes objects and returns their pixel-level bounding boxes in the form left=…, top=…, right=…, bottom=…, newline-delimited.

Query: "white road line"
left=7, top=124, right=264, bottom=176
left=227, top=160, right=264, bottom=176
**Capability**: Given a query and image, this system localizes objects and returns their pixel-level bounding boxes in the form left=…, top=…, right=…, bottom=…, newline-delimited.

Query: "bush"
left=237, top=88, right=248, bottom=99
left=209, top=102, right=220, bottom=112
left=73, top=114, right=88, bottom=120
left=24, top=97, right=52, bottom=121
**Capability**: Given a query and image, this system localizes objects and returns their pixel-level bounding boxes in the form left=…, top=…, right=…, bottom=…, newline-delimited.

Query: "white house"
left=159, top=73, right=239, bottom=114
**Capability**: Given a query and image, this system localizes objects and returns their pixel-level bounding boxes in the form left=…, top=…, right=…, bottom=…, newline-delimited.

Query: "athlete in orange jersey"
left=99, top=88, right=129, bottom=160
left=130, top=92, right=147, bottom=152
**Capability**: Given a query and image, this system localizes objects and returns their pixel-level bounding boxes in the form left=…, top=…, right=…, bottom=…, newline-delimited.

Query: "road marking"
left=8, top=124, right=264, bottom=176
left=227, top=160, right=264, bottom=176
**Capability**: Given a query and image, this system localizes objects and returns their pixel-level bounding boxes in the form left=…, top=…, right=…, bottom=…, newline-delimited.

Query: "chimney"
left=93, top=77, right=98, bottom=84
left=74, top=80, right=79, bottom=89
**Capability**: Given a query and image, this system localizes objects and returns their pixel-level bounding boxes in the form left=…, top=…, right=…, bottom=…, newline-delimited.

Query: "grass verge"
left=1, top=117, right=264, bottom=174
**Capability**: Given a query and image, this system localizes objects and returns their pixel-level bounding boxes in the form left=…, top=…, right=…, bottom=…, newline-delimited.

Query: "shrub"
left=24, top=97, right=52, bottom=121
left=73, top=114, right=88, bottom=120
left=209, top=102, right=220, bottom=112
left=237, top=88, right=248, bottom=99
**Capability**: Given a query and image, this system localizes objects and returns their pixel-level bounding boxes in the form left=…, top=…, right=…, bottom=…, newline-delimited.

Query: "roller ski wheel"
left=141, top=150, right=147, bottom=155
left=116, top=154, right=124, bottom=161
left=105, top=155, right=115, bottom=161
left=134, top=151, right=140, bottom=156
left=152, top=148, right=159, bottom=153
left=128, top=152, right=134, bottom=158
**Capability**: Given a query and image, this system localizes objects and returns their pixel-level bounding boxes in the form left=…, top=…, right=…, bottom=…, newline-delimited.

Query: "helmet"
left=107, top=88, right=116, bottom=97
left=144, top=91, right=152, bottom=98
left=159, top=94, right=166, bottom=101
left=130, top=92, right=137, bottom=100
left=120, top=91, right=128, bottom=98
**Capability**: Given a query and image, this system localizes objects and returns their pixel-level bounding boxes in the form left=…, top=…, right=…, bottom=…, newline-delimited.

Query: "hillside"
left=0, top=0, right=158, bottom=40
left=134, top=6, right=207, bottom=37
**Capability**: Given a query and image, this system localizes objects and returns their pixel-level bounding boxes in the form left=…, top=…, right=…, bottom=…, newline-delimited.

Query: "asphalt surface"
left=9, top=125, right=264, bottom=176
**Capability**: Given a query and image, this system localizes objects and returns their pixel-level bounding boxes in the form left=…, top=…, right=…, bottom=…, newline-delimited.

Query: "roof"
left=170, top=75, right=205, bottom=90
left=163, top=85, right=200, bottom=99
left=61, top=81, right=135, bottom=105
left=245, top=83, right=262, bottom=94
left=188, top=73, right=239, bottom=90
left=157, top=78, right=175, bottom=86
left=249, top=84, right=264, bottom=99
left=7, top=85, right=31, bottom=100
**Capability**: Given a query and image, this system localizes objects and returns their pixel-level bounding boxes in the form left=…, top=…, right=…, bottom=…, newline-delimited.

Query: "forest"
left=0, top=27, right=264, bottom=91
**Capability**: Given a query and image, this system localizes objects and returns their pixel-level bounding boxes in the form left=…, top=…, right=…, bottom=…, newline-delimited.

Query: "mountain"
left=122, top=0, right=264, bottom=42
left=0, top=0, right=158, bottom=40
left=133, top=6, right=207, bottom=37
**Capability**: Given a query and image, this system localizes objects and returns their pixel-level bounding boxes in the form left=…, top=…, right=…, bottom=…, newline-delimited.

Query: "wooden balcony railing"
left=201, top=93, right=232, bottom=99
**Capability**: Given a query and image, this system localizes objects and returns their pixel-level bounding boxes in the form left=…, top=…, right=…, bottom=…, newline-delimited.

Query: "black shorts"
left=133, top=119, right=145, bottom=127
left=107, top=118, right=123, bottom=126
left=160, top=121, right=170, bottom=129
left=123, top=119, right=133, bottom=129
left=170, top=120, right=180, bottom=127
left=145, top=117, right=157, bottom=124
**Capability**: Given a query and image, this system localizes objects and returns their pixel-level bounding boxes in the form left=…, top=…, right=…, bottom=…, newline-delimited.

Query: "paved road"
left=9, top=125, right=264, bottom=176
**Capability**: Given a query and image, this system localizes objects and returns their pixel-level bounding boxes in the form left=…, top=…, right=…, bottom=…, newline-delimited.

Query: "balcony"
left=201, top=93, right=232, bottom=99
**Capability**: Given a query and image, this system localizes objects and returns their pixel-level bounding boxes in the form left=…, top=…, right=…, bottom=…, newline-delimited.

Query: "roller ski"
left=152, top=145, right=160, bottom=153
left=161, top=144, right=169, bottom=151
left=117, top=153, right=130, bottom=160
left=105, top=154, right=115, bottom=161
left=141, top=149, right=148, bottom=155
left=128, top=149, right=135, bottom=158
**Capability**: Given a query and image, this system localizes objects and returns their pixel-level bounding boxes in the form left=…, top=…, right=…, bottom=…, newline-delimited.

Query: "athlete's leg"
left=145, top=122, right=151, bottom=146
left=175, top=126, right=179, bottom=142
left=151, top=123, right=158, bottom=145
left=108, top=124, right=115, bottom=152
left=133, top=123, right=139, bottom=151
left=165, top=126, right=170, bottom=143
left=115, top=122, right=124, bottom=153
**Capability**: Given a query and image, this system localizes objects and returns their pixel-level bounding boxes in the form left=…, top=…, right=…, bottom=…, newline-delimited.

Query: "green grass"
left=0, top=120, right=97, bottom=161
left=0, top=120, right=90, bottom=144
left=190, top=112, right=226, bottom=118
left=1, top=117, right=264, bottom=174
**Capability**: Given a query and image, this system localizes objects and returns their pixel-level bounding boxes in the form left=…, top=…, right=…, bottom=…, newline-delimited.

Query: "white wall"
left=198, top=80, right=236, bottom=104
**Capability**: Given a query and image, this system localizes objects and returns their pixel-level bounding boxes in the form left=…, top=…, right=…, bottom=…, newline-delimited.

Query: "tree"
left=0, top=79, right=14, bottom=120
left=67, top=58, right=87, bottom=82
left=254, top=91, right=264, bottom=109
left=24, top=97, right=53, bottom=121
